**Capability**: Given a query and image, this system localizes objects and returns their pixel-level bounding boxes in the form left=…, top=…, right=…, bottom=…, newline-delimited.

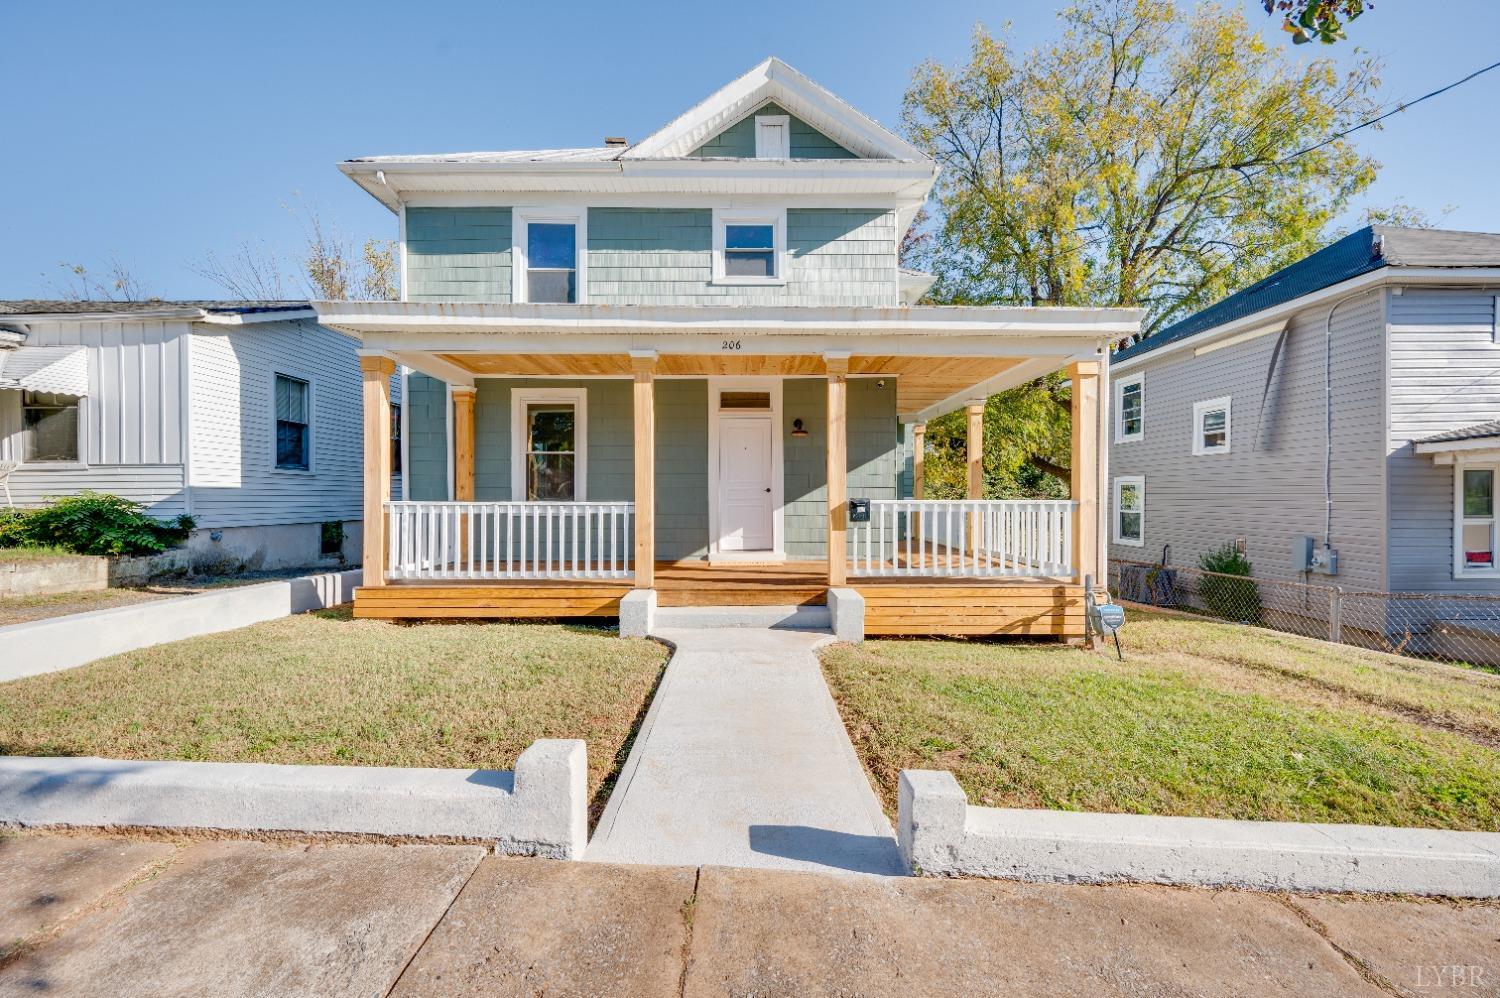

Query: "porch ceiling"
left=434, top=352, right=1024, bottom=419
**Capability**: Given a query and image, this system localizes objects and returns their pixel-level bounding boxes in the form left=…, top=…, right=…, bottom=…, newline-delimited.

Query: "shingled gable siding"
left=1386, top=288, right=1500, bottom=593
left=404, top=372, right=449, bottom=501
left=687, top=102, right=858, bottom=159
left=405, top=207, right=513, bottom=302
left=1107, top=288, right=1387, bottom=592
left=588, top=208, right=898, bottom=307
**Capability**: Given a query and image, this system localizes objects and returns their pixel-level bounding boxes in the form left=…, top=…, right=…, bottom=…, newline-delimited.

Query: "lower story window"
left=391, top=402, right=403, bottom=474
left=1114, top=475, right=1144, bottom=546
left=1459, top=465, right=1496, bottom=574
left=511, top=388, right=587, bottom=502
left=21, top=391, right=80, bottom=462
left=275, top=373, right=310, bottom=471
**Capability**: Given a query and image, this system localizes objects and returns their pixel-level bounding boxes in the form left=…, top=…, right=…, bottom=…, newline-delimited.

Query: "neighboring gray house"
left=0, top=300, right=401, bottom=570
left=1107, top=225, right=1500, bottom=604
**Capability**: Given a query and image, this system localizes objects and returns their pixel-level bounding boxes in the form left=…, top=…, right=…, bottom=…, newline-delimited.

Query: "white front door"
left=717, top=414, right=775, bottom=551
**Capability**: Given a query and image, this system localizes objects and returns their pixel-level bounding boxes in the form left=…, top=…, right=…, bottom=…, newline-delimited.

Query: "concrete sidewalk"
left=2, top=831, right=1496, bottom=997
left=585, top=627, right=905, bottom=875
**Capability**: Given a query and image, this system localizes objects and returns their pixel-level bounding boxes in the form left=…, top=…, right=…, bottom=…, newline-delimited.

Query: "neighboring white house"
left=0, top=300, right=401, bottom=571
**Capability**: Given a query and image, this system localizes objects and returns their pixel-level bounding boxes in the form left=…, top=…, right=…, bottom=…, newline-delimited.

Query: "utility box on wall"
left=849, top=499, right=871, bottom=523
left=1292, top=535, right=1339, bottom=576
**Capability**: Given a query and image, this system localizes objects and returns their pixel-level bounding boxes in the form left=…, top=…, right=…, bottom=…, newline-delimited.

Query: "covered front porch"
left=322, top=302, right=1131, bottom=639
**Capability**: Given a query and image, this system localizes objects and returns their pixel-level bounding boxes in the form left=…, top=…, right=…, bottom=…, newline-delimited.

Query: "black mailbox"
left=849, top=498, right=871, bottom=523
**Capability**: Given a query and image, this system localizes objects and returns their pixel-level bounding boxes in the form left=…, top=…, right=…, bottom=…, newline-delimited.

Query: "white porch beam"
left=390, top=351, right=476, bottom=389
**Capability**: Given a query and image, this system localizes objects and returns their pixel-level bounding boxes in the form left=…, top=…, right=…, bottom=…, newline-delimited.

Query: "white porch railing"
left=386, top=501, right=635, bottom=581
left=850, top=500, right=1076, bottom=578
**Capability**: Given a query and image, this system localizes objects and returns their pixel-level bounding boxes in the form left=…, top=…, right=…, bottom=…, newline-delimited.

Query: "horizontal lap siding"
left=1386, top=289, right=1500, bottom=592
left=405, top=372, right=449, bottom=500
left=406, top=207, right=512, bottom=302
left=188, top=320, right=394, bottom=529
left=0, top=465, right=186, bottom=515
left=656, top=380, right=709, bottom=559
left=471, top=379, right=633, bottom=502
left=1108, top=288, right=1387, bottom=591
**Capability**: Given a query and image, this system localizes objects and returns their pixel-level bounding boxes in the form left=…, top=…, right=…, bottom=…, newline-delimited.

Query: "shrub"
left=0, top=492, right=195, bottom=557
left=1197, top=542, right=1261, bottom=622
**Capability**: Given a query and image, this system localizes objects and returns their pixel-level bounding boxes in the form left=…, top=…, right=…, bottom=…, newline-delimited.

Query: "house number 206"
left=721, top=339, right=743, bottom=351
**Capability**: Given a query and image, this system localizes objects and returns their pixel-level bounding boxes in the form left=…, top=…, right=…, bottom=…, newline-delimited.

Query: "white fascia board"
left=1415, top=437, right=1500, bottom=458
left=199, top=309, right=319, bottom=325
left=8, top=307, right=208, bottom=323
left=1112, top=267, right=1500, bottom=373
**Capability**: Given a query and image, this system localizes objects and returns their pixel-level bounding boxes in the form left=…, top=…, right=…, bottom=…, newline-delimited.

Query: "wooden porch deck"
left=353, top=560, right=1084, bottom=638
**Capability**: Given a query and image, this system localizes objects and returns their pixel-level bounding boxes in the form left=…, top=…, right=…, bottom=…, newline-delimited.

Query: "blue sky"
left=3, top=0, right=1499, bottom=300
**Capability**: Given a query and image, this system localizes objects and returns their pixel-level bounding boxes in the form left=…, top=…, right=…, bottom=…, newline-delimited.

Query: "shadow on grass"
left=588, top=651, right=671, bottom=832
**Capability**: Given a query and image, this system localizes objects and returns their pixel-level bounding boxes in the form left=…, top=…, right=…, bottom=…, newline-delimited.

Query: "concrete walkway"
left=3, top=831, right=1495, bottom=996
left=586, top=627, right=906, bottom=875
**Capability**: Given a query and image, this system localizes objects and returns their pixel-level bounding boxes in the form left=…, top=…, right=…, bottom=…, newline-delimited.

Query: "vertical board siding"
left=405, top=207, right=513, bottom=302
left=588, top=207, right=898, bottom=307
left=1386, top=289, right=1500, bottom=592
left=1107, top=288, right=1388, bottom=591
left=188, top=320, right=400, bottom=529
left=687, top=102, right=858, bottom=159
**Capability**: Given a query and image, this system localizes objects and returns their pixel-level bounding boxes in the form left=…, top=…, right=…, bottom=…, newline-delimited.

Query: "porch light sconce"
left=790, top=418, right=809, bottom=438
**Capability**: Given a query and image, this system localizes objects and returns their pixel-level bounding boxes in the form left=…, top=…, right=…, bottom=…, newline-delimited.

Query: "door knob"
left=764, top=487, right=771, bottom=493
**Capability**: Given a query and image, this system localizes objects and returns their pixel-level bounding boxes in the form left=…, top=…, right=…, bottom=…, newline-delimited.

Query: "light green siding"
left=688, top=102, right=858, bottom=159
left=405, top=372, right=449, bottom=500
left=589, top=207, right=897, bottom=307
left=655, top=380, right=710, bottom=559
left=472, top=379, right=633, bottom=501
left=406, top=207, right=512, bottom=302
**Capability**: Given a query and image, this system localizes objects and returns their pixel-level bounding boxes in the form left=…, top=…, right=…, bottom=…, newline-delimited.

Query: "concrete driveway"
left=2, top=831, right=1496, bottom=997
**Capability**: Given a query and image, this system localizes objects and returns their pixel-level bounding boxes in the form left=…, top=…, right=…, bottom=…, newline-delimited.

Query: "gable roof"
left=1417, top=419, right=1500, bottom=445
left=622, top=58, right=924, bottom=162
left=1114, top=225, right=1500, bottom=365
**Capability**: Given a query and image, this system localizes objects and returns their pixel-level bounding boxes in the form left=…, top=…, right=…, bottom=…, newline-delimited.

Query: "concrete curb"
left=899, top=770, right=1500, bottom=897
left=0, top=568, right=362, bottom=683
left=0, top=740, right=589, bottom=859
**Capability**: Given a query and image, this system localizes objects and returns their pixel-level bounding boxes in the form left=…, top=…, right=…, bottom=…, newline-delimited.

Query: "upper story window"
left=21, top=391, right=80, bottom=463
left=1192, top=396, right=1231, bottom=455
left=1114, top=374, right=1143, bottom=442
left=274, top=373, right=311, bottom=471
left=712, top=208, right=786, bottom=286
left=754, top=114, right=790, bottom=158
left=513, top=208, right=587, bottom=304
left=1458, top=464, right=1497, bottom=576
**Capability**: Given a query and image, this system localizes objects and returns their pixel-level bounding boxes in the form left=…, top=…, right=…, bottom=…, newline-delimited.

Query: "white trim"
left=399, top=365, right=410, bottom=501
left=1454, top=461, right=1500, bottom=579
left=270, top=369, right=315, bottom=475
left=754, top=114, right=790, bottom=159
left=706, top=377, right=784, bottom=558
left=1193, top=319, right=1287, bottom=357
left=1416, top=436, right=1500, bottom=458
left=1114, top=373, right=1144, bottom=444
left=511, top=207, right=589, bottom=305
left=509, top=387, right=588, bottom=502
left=398, top=202, right=409, bottom=303
left=711, top=207, right=787, bottom=286
left=445, top=383, right=454, bottom=500
left=1113, top=475, right=1144, bottom=547
left=1191, top=396, right=1232, bottom=456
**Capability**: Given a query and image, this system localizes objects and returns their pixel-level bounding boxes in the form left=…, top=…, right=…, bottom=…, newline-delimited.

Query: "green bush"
left=1197, top=542, right=1261, bottom=622
left=0, top=492, right=195, bottom=557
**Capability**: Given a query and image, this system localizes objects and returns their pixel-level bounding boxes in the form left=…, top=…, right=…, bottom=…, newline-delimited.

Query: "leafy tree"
left=903, top=0, right=1382, bottom=493
left=1264, top=1, right=1368, bottom=45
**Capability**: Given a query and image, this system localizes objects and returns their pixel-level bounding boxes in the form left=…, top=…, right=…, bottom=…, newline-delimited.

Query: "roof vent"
left=604, top=136, right=629, bottom=147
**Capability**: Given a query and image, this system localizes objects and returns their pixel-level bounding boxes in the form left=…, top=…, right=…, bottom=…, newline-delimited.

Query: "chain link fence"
left=1110, top=559, right=1500, bottom=669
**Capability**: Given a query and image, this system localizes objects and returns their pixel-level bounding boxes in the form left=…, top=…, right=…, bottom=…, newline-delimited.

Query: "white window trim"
left=1114, top=373, right=1143, bottom=443
left=13, top=391, right=87, bottom=469
left=705, top=377, right=785, bottom=559
left=754, top=114, right=790, bottom=159
left=271, top=369, right=315, bottom=475
left=510, top=387, right=588, bottom=501
left=1113, top=475, right=1145, bottom=547
left=512, top=207, right=588, bottom=304
left=1191, top=396, right=1232, bottom=456
left=712, top=207, right=788, bottom=287
left=1454, top=460, right=1500, bottom=579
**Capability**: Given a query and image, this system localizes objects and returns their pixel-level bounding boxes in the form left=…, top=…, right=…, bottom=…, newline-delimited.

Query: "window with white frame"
left=712, top=208, right=786, bottom=285
left=513, top=208, right=587, bottom=304
left=1192, top=396, right=1231, bottom=455
left=511, top=389, right=587, bottom=501
left=1114, top=374, right=1143, bottom=442
left=20, top=391, right=80, bottom=463
left=1458, top=464, right=1497, bottom=575
left=1114, top=475, right=1144, bottom=546
left=274, top=374, right=311, bottom=471
left=754, top=114, right=790, bottom=158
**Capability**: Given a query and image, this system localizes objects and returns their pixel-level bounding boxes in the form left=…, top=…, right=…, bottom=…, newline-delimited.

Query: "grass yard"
left=823, top=610, right=1500, bottom=831
left=0, top=608, right=669, bottom=809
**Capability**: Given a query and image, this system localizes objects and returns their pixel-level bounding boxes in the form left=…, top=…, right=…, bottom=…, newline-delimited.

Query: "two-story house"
left=314, top=58, right=1140, bottom=639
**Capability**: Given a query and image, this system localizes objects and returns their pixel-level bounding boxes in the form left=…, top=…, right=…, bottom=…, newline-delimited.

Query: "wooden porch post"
left=966, top=400, right=985, bottom=555
left=632, top=352, right=656, bottom=589
left=451, top=387, right=476, bottom=561
left=911, top=422, right=925, bottom=542
left=1069, top=360, right=1102, bottom=589
left=359, top=354, right=396, bottom=588
left=826, top=354, right=849, bottom=586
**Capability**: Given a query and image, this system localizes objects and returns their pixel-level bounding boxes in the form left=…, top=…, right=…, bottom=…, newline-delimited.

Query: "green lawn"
left=0, top=546, right=78, bottom=562
left=822, top=610, right=1500, bottom=830
left=0, top=608, right=669, bottom=808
